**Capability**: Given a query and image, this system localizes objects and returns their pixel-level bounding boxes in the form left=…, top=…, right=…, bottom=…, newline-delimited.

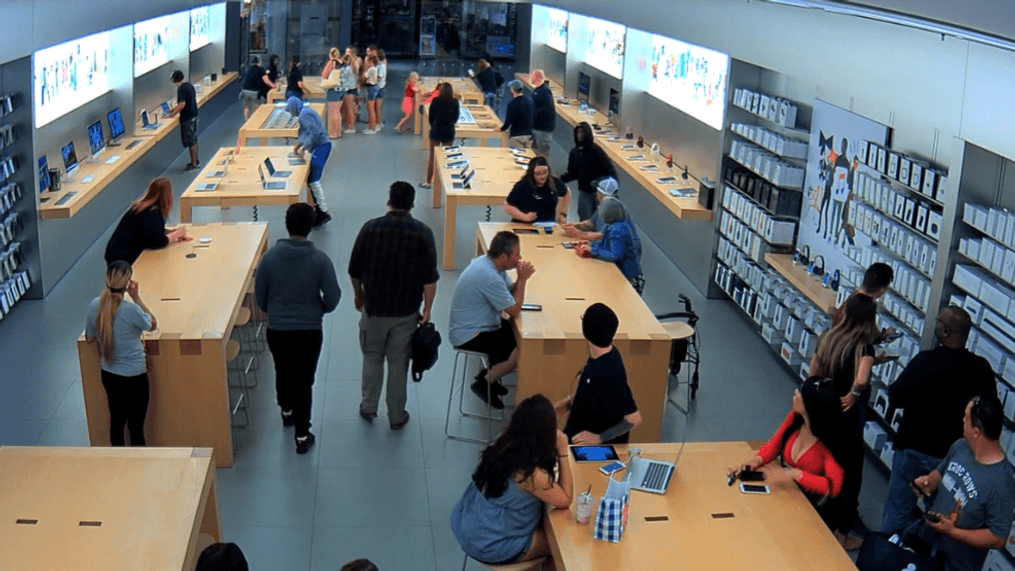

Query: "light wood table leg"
left=180, top=199, right=193, bottom=223
left=480, top=137, right=489, bottom=148
left=260, top=137, right=267, bottom=146
left=443, top=195, right=458, bottom=270
left=432, top=168, right=442, bottom=208
left=238, top=130, right=247, bottom=146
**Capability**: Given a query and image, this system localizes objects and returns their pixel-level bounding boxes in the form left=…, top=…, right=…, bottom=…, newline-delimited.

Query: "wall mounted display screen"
left=134, top=16, right=172, bottom=77
left=33, top=32, right=111, bottom=128
left=190, top=6, right=211, bottom=51
left=547, top=7, right=568, bottom=52
left=585, top=16, right=625, bottom=79
left=648, top=34, right=729, bottom=131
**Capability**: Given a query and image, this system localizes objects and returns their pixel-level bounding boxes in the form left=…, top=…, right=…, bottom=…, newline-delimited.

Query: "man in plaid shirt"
left=348, top=181, right=439, bottom=430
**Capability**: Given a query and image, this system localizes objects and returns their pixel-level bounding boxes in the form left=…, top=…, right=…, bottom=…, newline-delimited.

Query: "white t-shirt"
left=376, top=62, right=387, bottom=89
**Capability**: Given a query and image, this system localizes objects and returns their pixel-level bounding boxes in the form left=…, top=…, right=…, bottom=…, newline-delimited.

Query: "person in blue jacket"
left=286, top=96, right=332, bottom=226
left=576, top=196, right=645, bottom=295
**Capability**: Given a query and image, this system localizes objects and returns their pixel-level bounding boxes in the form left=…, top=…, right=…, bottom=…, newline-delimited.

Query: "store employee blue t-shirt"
left=448, top=255, right=514, bottom=347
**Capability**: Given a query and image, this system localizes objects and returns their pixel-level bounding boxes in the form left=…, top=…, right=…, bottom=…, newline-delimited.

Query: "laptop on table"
left=259, top=165, right=287, bottom=190
left=623, top=446, right=683, bottom=494
left=141, top=110, right=159, bottom=130
left=263, top=157, right=292, bottom=178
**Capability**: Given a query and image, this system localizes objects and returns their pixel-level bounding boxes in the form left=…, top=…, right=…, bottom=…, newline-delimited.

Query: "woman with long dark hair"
left=731, top=376, right=845, bottom=523
left=809, top=293, right=878, bottom=550
left=105, top=177, right=189, bottom=265
left=85, top=261, right=158, bottom=446
left=503, top=156, right=570, bottom=224
left=451, top=395, right=573, bottom=568
left=422, top=82, right=459, bottom=189
left=285, top=55, right=305, bottom=101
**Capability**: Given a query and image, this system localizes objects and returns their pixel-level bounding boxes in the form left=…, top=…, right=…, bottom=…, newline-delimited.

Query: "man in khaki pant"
left=348, top=182, right=439, bottom=430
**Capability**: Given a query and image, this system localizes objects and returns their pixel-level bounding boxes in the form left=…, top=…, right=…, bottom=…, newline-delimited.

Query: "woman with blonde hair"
left=345, top=46, right=363, bottom=131
left=374, top=48, right=387, bottom=128
left=363, top=55, right=380, bottom=133
left=395, top=71, right=421, bottom=133
left=321, top=47, right=344, bottom=138
left=85, top=261, right=158, bottom=446
left=105, top=177, right=189, bottom=265
left=340, top=50, right=360, bottom=134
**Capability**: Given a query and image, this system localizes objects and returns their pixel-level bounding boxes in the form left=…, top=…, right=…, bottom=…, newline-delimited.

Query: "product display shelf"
left=954, top=249, right=1015, bottom=293
left=849, top=227, right=934, bottom=281
left=849, top=177, right=940, bottom=246
left=719, top=201, right=795, bottom=249
left=729, top=96, right=810, bottom=137
left=729, top=124, right=809, bottom=161
left=723, top=179, right=798, bottom=221
left=763, top=254, right=838, bottom=314
left=727, top=153, right=804, bottom=191
left=0, top=89, right=31, bottom=318
left=957, top=217, right=1015, bottom=289
left=855, top=157, right=946, bottom=210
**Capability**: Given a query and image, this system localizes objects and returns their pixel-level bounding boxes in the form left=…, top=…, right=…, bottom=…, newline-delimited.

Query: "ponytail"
left=96, top=262, right=132, bottom=362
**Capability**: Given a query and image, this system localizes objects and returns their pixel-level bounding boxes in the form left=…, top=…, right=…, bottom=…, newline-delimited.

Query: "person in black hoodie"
left=500, top=80, right=534, bottom=148
left=474, top=59, right=498, bottom=107
left=560, top=122, right=617, bottom=220
left=529, top=69, right=555, bottom=159
left=105, top=177, right=190, bottom=265
left=423, top=82, right=459, bottom=189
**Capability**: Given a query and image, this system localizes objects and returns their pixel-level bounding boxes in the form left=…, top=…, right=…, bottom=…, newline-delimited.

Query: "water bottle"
left=575, top=490, right=594, bottom=524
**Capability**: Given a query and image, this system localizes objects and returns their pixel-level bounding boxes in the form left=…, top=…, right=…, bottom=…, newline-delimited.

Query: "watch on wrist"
left=850, top=388, right=862, bottom=397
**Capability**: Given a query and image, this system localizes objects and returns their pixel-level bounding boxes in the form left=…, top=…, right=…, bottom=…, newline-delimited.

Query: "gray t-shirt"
left=930, top=439, right=1015, bottom=571
left=85, top=297, right=151, bottom=377
left=449, top=255, right=514, bottom=347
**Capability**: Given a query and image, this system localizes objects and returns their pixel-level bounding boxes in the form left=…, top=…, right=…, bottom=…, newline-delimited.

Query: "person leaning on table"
left=561, top=176, right=618, bottom=242
left=105, top=177, right=190, bottom=266
left=85, top=261, right=158, bottom=446
left=574, top=196, right=645, bottom=295
left=557, top=302, right=642, bottom=445
left=503, top=156, right=570, bottom=225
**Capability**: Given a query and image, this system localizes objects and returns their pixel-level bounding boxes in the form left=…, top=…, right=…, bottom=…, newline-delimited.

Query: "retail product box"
left=927, top=210, right=942, bottom=240
left=780, top=341, right=802, bottom=368
left=984, top=544, right=1015, bottom=571
left=975, top=335, right=1006, bottom=373
left=877, top=146, right=888, bottom=173
left=764, top=219, right=796, bottom=246
left=1007, top=213, right=1015, bottom=247
left=798, top=329, right=816, bottom=357
left=909, top=162, right=924, bottom=190
left=1006, top=389, right=1015, bottom=422
left=980, top=280, right=1013, bottom=315
left=761, top=322, right=784, bottom=346
left=873, top=389, right=890, bottom=418
left=1000, top=246, right=1015, bottom=284
left=954, top=265, right=986, bottom=297
left=777, top=101, right=797, bottom=129
left=964, top=296, right=984, bottom=324
left=935, top=175, right=948, bottom=202
left=879, top=440, right=895, bottom=467
left=772, top=304, right=789, bottom=330
left=890, top=408, right=904, bottom=432
left=899, top=157, right=911, bottom=183
left=863, top=421, right=888, bottom=452
left=993, top=245, right=1007, bottom=277
left=922, top=168, right=937, bottom=197
left=903, top=197, right=916, bottom=226
left=866, top=143, right=880, bottom=169
left=980, top=239, right=998, bottom=269
left=888, top=152, right=900, bottom=179
left=856, top=141, right=869, bottom=165
left=915, top=204, right=928, bottom=234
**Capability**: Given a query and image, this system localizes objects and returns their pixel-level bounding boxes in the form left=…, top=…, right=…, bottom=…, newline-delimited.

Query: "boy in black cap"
left=558, top=302, right=642, bottom=444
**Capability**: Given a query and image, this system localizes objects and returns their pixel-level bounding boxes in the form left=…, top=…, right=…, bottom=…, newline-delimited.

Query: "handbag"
left=321, top=69, right=341, bottom=90
left=855, top=532, right=942, bottom=571
left=593, top=477, right=630, bottom=543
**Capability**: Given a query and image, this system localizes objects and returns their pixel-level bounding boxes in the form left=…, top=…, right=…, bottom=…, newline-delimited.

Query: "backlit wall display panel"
left=33, top=32, right=111, bottom=128
left=547, top=7, right=568, bottom=53
left=585, top=16, right=625, bottom=79
left=134, top=16, right=171, bottom=77
left=190, top=6, right=211, bottom=51
left=649, top=34, right=729, bottom=130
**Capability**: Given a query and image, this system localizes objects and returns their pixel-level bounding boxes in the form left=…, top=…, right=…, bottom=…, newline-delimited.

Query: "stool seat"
left=235, top=307, right=252, bottom=328
left=454, top=348, right=490, bottom=358
left=660, top=320, right=694, bottom=341
left=226, top=339, right=241, bottom=362
left=479, top=556, right=548, bottom=571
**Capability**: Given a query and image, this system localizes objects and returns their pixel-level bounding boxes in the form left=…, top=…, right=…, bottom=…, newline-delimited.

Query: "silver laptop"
left=263, top=157, right=292, bottom=178
left=259, top=165, right=287, bottom=190
left=623, top=449, right=682, bottom=494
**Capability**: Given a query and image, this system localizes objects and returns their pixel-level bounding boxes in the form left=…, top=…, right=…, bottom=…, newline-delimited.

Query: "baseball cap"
left=596, top=177, right=619, bottom=196
left=507, top=79, right=523, bottom=92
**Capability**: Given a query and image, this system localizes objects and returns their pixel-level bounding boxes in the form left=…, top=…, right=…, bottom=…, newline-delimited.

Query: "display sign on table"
left=547, top=7, right=568, bottom=53
left=585, top=16, right=625, bottom=79
left=134, top=15, right=171, bottom=78
left=648, top=34, right=729, bottom=131
left=33, top=32, right=111, bottom=128
left=190, top=6, right=211, bottom=51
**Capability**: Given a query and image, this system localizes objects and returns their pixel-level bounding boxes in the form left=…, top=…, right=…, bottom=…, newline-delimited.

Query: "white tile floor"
left=0, top=62, right=886, bottom=569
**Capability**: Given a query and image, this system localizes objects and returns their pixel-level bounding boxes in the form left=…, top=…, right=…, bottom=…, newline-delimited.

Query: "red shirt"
left=757, top=411, right=845, bottom=497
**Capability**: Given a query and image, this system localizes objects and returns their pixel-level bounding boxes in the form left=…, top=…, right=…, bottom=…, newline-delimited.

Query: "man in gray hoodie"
left=286, top=96, right=333, bottom=227
left=255, top=203, right=341, bottom=453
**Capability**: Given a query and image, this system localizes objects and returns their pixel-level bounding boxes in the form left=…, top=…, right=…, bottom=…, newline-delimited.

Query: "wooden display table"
left=77, top=223, right=269, bottom=467
left=433, top=147, right=532, bottom=269
left=179, top=147, right=311, bottom=223
left=514, top=72, right=564, bottom=96
left=546, top=442, right=856, bottom=570
left=0, top=446, right=222, bottom=571
left=555, top=99, right=712, bottom=222
left=422, top=103, right=506, bottom=149
left=413, top=76, right=485, bottom=134
left=476, top=223, right=670, bottom=442
left=765, top=253, right=839, bottom=314
left=238, top=102, right=326, bottom=146
left=38, top=73, right=237, bottom=220
left=267, top=75, right=327, bottom=104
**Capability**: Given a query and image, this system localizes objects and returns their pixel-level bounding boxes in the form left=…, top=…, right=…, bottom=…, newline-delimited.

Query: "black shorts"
left=180, top=117, right=199, bottom=147
left=457, top=319, right=516, bottom=366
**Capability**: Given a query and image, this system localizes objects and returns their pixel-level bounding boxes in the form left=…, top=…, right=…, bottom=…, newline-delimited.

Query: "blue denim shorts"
left=365, top=85, right=380, bottom=100
left=376, top=87, right=386, bottom=100
left=346, top=88, right=358, bottom=98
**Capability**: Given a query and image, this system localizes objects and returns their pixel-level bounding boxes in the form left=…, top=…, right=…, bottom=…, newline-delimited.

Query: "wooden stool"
left=445, top=348, right=501, bottom=444
left=660, top=319, right=697, bottom=414
left=234, top=306, right=260, bottom=387
left=461, top=554, right=548, bottom=571
left=226, top=339, right=249, bottom=431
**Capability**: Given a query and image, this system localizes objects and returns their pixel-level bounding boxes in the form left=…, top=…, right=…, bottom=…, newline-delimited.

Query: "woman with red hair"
left=105, top=177, right=190, bottom=265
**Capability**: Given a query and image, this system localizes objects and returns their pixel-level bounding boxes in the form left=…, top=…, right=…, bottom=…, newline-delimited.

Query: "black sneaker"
left=359, top=409, right=377, bottom=423
left=183, top=163, right=200, bottom=173
left=295, top=432, right=316, bottom=454
left=281, top=411, right=294, bottom=427
left=470, top=380, right=505, bottom=409
left=314, top=210, right=332, bottom=227
left=390, top=411, right=410, bottom=431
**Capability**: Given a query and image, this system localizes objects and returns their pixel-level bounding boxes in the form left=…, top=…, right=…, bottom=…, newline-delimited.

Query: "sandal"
left=419, top=182, right=431, bottom=188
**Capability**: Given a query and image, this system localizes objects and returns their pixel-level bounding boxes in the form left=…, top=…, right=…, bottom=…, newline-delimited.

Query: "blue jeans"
left=308, top=142, right=332, bottom=184
left=882, top=448, right=942, bottom=535
left=483, top=92, right=496, bottom=108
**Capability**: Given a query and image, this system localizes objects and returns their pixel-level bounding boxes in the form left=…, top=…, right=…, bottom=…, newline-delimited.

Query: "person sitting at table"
left=503, top=156, right=570, bottom=224
left=730, top=376, right=845, bottom=524
left=560, top=121, right=617, bottom=221
left=105, top=177, right=190, bottom=266
left=562, top=177, right=618, bottom=242
left=449, top=231, right=535, bottom=409
left=286, top=96, right=333, bottom=227
left=557, top=302, right=642, bottom=444
left=451, top=394, right=574, bottom=569
left=84, top=261, right=158, bottom=447
left=422, top=82, right=459, bottom=189
left=575, top=197, right=645, bottom=295
left=500, top=80, right=534, bottom=149
left=195, top=543, right=249, bottom=571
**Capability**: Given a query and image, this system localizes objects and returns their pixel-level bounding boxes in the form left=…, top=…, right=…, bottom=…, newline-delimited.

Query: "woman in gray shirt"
left=85, top=261, right=158, bottom=445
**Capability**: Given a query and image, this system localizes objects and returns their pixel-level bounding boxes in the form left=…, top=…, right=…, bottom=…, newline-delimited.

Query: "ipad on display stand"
left=61, top=142, right=79, bottom=182
left=87, top=121, right=105, bottom=161
left=38, top=156, right=51, bottom=192
left=107, top=108, right=126, bottom=147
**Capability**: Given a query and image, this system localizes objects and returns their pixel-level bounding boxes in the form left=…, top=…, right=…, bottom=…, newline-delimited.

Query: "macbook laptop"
left=259, top=165, right=287, bottom=190
left=623, top=447, right=683, bottom=494
left=451, top=168, right=476, bottom=190
left=141, top=110, right=159, bottom=130
left=263, top=157, right=292, bottom=178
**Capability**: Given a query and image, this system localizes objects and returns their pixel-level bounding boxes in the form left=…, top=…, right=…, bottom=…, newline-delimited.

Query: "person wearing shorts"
left=449, top=231, right=535, bottom=409
left=167, top=70, right=199, bottom=172
left=529, top=69, right=555, bottom=158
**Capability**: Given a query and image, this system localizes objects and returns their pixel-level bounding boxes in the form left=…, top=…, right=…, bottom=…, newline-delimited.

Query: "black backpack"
left=411, top=322, right=442, bottom=382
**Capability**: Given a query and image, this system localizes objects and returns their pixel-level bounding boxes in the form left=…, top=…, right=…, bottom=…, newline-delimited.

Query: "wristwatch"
left=850, top=388, right=863, bottom=397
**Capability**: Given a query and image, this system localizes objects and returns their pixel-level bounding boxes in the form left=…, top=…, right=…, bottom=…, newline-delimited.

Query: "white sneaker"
left=343, top=128, right=356, bottom=134
left=365, top=128, right=377, bottom=135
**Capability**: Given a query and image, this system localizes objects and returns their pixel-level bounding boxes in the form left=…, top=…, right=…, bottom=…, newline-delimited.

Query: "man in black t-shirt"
left=167, top=70, right=200, bottom=172
left=558, top=303, right=642, bottom=444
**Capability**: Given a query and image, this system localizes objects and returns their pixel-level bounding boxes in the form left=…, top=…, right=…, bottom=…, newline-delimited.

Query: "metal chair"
left=656, top=294, right=701, bottom=415
left=445, top=348, right=503, bottom=444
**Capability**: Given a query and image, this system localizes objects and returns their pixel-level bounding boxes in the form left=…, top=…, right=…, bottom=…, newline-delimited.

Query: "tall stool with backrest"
left=445, top=348, right=503, bottom=444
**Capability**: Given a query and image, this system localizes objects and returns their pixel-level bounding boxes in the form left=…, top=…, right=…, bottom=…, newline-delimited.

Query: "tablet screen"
left=570, top=445, right=620, bottom=463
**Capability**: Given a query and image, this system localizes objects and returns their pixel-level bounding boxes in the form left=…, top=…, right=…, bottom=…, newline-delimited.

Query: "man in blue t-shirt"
left=913, top=394, right=1014, bottom=571
left=167, top=70, right=200, bottom=172
left=449, top=231, right=535, bottom=409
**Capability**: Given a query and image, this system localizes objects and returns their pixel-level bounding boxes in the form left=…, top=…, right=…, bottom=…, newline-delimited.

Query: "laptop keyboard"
left=642, top=462, right=669, bottom=490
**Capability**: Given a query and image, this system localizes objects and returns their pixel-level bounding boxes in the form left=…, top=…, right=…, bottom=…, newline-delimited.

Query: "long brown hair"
left=472, top=394, right=557, bottom=499
left=436, top=82, right=455, bottom=101
left=131, top=177, right=173, bottom=218
left=96, top=261, right=133, bottom=362
left=812, top=294, right=878, bottom=381
left=523, top=156, right=552, bottom=188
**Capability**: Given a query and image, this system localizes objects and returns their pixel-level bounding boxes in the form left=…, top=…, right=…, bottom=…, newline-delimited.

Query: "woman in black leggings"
left=85, top=261, right=158, bottom=445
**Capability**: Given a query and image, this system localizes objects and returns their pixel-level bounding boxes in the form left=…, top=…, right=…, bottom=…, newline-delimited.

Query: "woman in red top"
left=731, top=376, right=845, bottom=505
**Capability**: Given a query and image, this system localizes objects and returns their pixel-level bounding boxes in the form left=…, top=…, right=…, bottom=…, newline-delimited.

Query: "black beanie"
left=196, top=543, right=249, bottom=571
left=582, top=303, right=619, bottom=348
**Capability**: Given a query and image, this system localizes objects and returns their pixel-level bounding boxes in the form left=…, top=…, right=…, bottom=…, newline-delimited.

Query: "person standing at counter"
left=265, top=55, right=281, bottom=95
left=85, top=261, right=158, bottom=446
left=560, top=121, right=617, bottom=220
left=105, top=177, right=190, bottom=266
left=529, top=70, right=555, bottom=159
left=474, top=59, right=499, bottom=108
left=167, top=70, right=200, bottom=172
left=286, top=97, right=333, bottom=227
left=285, top=55, right=305, bottom=101
left=503, top=156, right=569, bottom=224
left=422, top=83, right=459, bottom=189
left=239, top=56, right=275, bottom=120
left=254, top=203, right=342, bottom=454
left=500, top=80, right=534, bottom=149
